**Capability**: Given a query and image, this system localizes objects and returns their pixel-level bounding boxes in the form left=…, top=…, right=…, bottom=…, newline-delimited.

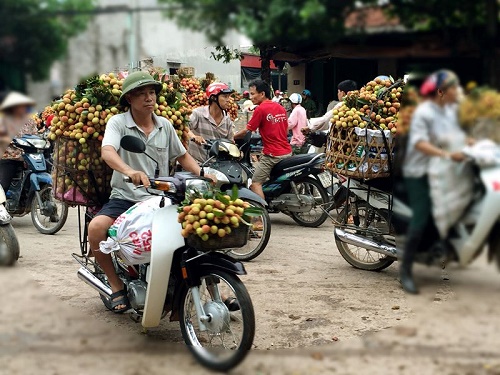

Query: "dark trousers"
left=0, top=159, right=23, bottom=192
left=404, top=176, right=432, bottom=233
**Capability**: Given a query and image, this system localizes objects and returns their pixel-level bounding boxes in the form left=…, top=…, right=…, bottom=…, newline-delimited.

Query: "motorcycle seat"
left=270, top=154, right=322, bottom=177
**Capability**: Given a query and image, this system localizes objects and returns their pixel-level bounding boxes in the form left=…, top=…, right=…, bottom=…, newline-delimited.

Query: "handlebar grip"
left=123, top=176, right=132, bottom=183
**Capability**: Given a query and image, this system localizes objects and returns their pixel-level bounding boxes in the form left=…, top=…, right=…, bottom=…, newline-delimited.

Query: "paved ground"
left=1, top=208, right=500, bottom=374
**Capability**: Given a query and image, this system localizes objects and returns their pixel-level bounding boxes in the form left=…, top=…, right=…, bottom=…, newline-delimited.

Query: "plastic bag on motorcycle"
left=99, top=196, right=169, bottom=265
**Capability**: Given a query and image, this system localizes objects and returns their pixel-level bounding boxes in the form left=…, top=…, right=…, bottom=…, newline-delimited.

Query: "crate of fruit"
left=178, top=189, right=262, bottom=251
left=52, top=137, right=113, bottom=206
left=326, top=126, right=395, bottom=179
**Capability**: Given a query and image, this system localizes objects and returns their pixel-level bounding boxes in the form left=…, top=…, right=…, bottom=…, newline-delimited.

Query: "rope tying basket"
left=52, top=137, right=112, bottom=206
left=326, top=126, right=395, bottom=179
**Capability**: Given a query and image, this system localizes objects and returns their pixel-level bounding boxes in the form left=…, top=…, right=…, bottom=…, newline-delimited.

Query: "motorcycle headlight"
left=186, top=178, right=212, bottom=195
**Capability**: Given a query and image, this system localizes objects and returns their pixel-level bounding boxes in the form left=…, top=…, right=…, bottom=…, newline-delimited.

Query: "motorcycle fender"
left=183, top=252, right=247, bottom=285
left=226, top=187, right=267, bottom=207
left=0, top=204, right=12, bottom=224
left=29, top=172, right=52, bottom=191
left=142, top=205, right=184, bottom=328
left=0, top=185, right=6, bottom=204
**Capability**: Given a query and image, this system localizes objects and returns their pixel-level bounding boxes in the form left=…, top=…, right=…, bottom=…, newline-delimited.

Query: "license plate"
left=318, top=172, right=333, bottom=188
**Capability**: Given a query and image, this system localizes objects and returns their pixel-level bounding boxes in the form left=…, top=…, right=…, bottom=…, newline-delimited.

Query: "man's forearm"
left=102, top=146, right=134, bottom=174
left=177, top=153, right=201, bottom=175
left=234, top=128, right=250, bottom=140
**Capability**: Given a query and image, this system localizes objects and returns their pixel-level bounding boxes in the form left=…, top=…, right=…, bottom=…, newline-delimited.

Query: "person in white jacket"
left=308, top=80, right=358, bottom=132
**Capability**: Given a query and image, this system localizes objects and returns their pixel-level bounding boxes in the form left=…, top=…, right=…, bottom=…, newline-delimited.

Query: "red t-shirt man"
left=247, top=100, right=291, bottom=157
left=234, top=80, right=292, bottom=200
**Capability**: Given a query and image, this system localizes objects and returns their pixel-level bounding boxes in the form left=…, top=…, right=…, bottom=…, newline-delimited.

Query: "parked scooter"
left=74, top=135, right=255, bottom=372
left=333, top=141, right=500, bottom=272
left=6, top=134, right=68, bottom=234
left=228, top=132, right=331, bottom=227
left=0, top=184, right=20, bottom=266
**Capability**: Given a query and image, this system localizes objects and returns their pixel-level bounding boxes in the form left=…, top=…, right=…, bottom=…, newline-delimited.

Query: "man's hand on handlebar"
left=127, top=170, right=151, bottom=187
left=191, top=135, right=206, bottom=145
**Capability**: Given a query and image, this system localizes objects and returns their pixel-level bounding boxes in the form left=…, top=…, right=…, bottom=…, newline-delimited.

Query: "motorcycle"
left=224, top=132, right=331, bottom=227
left=5, top=134, right=68, bottom=234
left=333, top=141, right=500, bottom=273
left=74, top=135, right=255, bottom=372
left=201, top=141, right=272, bottom=261
left=0, top=184, right=20, bottom=266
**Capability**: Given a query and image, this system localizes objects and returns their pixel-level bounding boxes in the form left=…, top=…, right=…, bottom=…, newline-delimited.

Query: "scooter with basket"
left=72, top=135, right=256, bottom=372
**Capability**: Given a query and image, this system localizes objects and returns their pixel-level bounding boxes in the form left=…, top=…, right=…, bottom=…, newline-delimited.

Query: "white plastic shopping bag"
left=428, top=157, right=473, bottom=239
left=99, top=196, right=170, bottom=265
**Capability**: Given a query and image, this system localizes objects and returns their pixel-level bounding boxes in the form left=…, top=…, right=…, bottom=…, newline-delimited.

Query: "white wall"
left=27, top=0, right=242, bottom=107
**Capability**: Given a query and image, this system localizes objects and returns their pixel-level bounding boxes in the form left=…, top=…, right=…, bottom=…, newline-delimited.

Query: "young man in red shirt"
left=234, top=79, right=292, bottom=200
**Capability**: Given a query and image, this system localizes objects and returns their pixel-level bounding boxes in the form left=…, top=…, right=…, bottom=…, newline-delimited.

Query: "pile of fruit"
left=459, top=88, right=500, bottom=127
left=330, top=77, right=404, bottom=133
left=459, top=88, right=500, bottom=142
left=47, top=71, right=194, bottom=146
left=325, top=77, right=404, bottom=179
left=177, top=189, right=261, bottom=245
left=178, top=196, right=250, bottom=241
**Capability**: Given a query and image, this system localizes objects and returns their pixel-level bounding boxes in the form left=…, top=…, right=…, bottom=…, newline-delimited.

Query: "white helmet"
left=289, top=93, right=302, bottom=104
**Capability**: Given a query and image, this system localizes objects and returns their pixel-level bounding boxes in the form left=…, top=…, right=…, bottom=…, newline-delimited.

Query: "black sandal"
left=224, top=297, right=240, bottom=312
left=109, top=289, right=130, bottom=314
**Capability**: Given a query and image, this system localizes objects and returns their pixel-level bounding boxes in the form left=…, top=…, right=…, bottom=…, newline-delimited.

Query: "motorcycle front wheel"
left=0, top=223, right=20, bottom=266
left=225, top=199, right=271, bottom=261
left=290, top=177, right=329, bottom=227
left=179, top=270, right=255, bottom=372
left=31, top=186, right=69, bottom=235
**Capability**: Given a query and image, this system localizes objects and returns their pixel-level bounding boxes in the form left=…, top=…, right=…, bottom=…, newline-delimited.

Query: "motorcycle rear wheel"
left=0, top=223, right=20, bottom=266
left=336, top=202, right=395, bottom=271
left=179, top=270, right=255, bottom=372
left=290, top=177, right=329, bottom=227
left=225, top=199, right=271, bottom=261
left=31, top=186, right=69, bottom=235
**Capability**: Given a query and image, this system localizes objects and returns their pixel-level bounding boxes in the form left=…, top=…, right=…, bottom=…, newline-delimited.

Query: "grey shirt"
left=102, top=111, right=186, bottom=202
left=188, top=106, right=234, bottom=164
left=403, top=101, right=466, bottom=178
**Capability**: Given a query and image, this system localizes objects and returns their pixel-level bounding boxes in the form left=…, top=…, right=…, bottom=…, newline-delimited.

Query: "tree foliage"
left=159, top=0, right=377, bottom=82
left=0, top=0, right=95, bottom=84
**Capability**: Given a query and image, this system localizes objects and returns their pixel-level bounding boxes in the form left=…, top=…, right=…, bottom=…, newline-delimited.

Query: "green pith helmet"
left=119, top=71, right=163, bottom=106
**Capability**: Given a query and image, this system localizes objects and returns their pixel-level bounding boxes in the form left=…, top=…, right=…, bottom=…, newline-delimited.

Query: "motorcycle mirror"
left=120, top=135, right=160, bottom=178
left=209, top=141, right=220, bottom=157
left=121, top=135, right=146, bottom=153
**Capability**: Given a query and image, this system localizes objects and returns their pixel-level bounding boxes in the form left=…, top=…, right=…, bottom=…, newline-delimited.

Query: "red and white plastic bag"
left=99, top=196, right=169, bottom=265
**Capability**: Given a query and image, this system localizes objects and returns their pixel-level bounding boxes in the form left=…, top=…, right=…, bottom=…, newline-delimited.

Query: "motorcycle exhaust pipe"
left=334, top=228, right=398, bottom=258
left=77, top=267, right=112, bottom=298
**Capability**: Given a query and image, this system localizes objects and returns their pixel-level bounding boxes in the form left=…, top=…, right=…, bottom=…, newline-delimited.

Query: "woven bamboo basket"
left=51, top=137, right=112, bottom=206
left=326, top=127, right=395, bottom=179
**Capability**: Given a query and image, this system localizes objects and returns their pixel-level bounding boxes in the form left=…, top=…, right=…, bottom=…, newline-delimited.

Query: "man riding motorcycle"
left=87, top=71, right=205, bottom=313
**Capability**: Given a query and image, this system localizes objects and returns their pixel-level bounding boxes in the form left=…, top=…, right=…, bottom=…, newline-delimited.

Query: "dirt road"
left=2, top=208, right=500, bottom=374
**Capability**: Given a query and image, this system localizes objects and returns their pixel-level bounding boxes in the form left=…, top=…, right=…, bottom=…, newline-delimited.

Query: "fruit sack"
left=52, top=137, right=112, bottom=206
left=177, top=188, right=262, bottom=251
left=326, top=126, right=395, bottom=179
left=99, top=196, right=168, bottom=265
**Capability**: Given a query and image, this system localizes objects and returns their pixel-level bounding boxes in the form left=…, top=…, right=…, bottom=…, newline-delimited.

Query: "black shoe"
left=400, top=268, right=419, bottom=294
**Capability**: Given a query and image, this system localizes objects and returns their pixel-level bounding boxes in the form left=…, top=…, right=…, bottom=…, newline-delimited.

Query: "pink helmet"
left=274, top=89, right=282, bottom=96
left=206, top=82, right=233, bottom=98
left=243, top=90, right=249, bottom=98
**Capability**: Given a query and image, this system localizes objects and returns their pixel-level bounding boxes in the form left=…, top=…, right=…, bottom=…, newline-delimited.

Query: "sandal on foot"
left=224, top=297, right=240, bottom=312
left=109, top=289, right=130, bottom=314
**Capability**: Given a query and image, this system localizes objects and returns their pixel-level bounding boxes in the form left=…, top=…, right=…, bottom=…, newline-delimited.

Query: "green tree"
left=159, top=0, right=374, bottom=83
left=0, top=0, right=95, bottom=91
left=385, top=0, right=499, bottom=87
